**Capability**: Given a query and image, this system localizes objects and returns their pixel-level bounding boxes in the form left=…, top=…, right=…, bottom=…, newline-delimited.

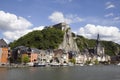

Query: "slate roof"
left=0, top=39, right=8, bottom=48
left=12, top=46, right=40, bottom=54
left=31, top=48, right=40, bottom=54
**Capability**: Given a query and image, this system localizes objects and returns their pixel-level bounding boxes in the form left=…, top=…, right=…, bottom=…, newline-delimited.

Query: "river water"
left=0, top=65, right=120, bottom=80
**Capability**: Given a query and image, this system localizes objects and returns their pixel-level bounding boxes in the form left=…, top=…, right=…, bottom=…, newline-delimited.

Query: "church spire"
left=96, top=33, right=101, bottom=55
left=96, top=33, right=100, bottom=45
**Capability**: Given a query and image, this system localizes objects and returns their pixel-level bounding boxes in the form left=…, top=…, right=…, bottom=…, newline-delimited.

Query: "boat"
left=88, top=63, right=93, bottom=66
left=27, top=62, right=34, bottom=67
left=61, top=63, right=68, bottom=66
left=68, top=62, right=74, bottom=66
left=117, top=63, right=120, bottom=66
left=50, top=62, right=61, bottom=66
left=79, top=63, right=84, bottom=66
left=33, top=62, right=46, bottom=67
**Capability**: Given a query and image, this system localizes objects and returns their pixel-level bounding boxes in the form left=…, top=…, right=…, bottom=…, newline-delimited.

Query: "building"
left=95, top=34, right=105, bottom=57
left=30, top=48, right=40, bottom=62
left=0, top=39, right=9, bottom=65
left=12, top=46, right=40, bottom=63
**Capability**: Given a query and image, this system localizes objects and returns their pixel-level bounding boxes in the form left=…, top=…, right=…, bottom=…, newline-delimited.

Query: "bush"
left=69, top=58, right=76, bottom=64
left=22, top=55, right=30, bottom=64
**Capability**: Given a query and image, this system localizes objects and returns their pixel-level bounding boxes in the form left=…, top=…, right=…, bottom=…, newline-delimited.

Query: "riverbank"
left=0, top=63, right=120, bottom=68
left=0, top=64, right=30, bottom=68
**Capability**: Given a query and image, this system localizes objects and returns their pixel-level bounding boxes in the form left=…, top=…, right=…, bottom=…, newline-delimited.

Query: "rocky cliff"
left=52, top=23, right=80, bottom=53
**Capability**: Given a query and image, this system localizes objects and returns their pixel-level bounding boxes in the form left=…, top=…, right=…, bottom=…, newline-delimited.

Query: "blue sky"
left=0, top=0, right=120, bottom=44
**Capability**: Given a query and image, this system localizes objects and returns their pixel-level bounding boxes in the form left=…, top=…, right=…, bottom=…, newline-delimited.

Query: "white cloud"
left=105, top=2, right=115, bottom=9
left=66, top=14, right=84, bottom=23
left=49, top=11, right=83, bottom=24
left=3, top=26, right=44, bottom=43
left=78, top=24, right=120, bottom=44
left=84, top=16, right=120, bottom=26
left=49, top=11, right=67, bottom=23
left=106, top=5, right=115, bottom=9
left=104, top=13, right=114, bottom=17
left=0, top=10, right=44, bottom=43
left=32, top=26, right=44, bottom=30
left=114, top=17, right=120, bottom=21
left=27, top=16, right=31, bottom=18
left=0, top=11, right=32, bottom=31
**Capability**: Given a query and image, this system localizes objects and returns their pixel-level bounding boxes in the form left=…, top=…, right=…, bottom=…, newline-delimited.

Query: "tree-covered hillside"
left=76, top=35, right=120, bottom=56
left=10, top=27, right=64, bottom=49
left=10, top=26, right=120, bottom=56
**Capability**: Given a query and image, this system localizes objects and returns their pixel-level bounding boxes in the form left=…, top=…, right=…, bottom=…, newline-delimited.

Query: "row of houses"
left=0, top=43, right=111, bottom=66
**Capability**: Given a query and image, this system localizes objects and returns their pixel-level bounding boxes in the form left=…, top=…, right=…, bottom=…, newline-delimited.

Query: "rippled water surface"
left=0, top=65, right=120, bottom=80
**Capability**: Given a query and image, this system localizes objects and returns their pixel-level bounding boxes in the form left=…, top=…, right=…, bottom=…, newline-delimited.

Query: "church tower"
left=95, top=34, right=104, bottom=57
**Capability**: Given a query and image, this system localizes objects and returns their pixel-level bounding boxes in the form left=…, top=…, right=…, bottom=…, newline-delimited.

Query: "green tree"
left=22, top=55, right=30, bottom=64
left=94, top=59, right=99, bottom=65
left=69, top=58, right=76, bottom=64
left=9, top=27, right=64, bottom=49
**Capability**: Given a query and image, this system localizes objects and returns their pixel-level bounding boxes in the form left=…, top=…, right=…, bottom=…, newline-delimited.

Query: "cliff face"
left=54, top=23, right=79, bottom=53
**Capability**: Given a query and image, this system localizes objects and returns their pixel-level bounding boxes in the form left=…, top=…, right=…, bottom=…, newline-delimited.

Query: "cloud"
left=0, top=11, right=32, bottom=31
left=78, top=24, right=120, bottom=44
left=49, top=11, right=67, bottom=23
left=84, top=16, right=120, bottom=27
left=27, top=16, right=31, bottom=18
left=3, top=26, right=44, bottom=42
left=114, top=16, right=120, bottom=21
left=66, top=14, right=84, bottom=23
left=0, top=10, right=44, bottom=43
left=104, top=13, right=114, bottom=17
left=49, top=11, right=83, bottom=24
left=105, top=2, right=115, bottom=9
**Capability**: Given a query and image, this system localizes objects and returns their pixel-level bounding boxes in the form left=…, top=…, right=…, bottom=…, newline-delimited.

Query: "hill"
left=76, top=35, right=120, bottom=56
left=9, top=24, right=120, bottom=56
left=10, top=27, right=64, bottom=49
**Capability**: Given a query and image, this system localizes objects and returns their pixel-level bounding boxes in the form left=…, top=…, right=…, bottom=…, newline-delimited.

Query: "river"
left=0, top=65, right=120, bottom=80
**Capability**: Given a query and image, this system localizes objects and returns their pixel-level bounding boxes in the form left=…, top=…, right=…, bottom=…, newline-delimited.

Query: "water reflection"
left=0, top=65, right=120, bottom=80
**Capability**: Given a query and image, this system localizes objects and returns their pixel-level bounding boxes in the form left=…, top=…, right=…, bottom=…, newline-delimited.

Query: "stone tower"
left=95, top=34, right=104, bottom=57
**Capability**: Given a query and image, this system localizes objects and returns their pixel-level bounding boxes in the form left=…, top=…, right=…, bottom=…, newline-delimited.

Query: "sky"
left=0, top=0, right=120, bottom=44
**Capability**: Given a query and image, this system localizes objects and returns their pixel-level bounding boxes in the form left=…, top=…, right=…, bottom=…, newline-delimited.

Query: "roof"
left=12, top=46, right=28, bottom=54
left=13, top=46, right=40, bottom=54
left=0, top=39, right=8, bottom=48
left=31, top=48, right=40, bottom=54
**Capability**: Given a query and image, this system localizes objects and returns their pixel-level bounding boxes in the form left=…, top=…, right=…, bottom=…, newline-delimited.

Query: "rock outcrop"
left=53, top=23, right=80, bottom=53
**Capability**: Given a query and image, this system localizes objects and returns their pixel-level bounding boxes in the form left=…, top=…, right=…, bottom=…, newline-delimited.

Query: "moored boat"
left=88, top=63, right=93, bottom=66
left=61, top=63, right=68, bottom=66
left=27, top=62, right=34, bottom=67
left=79, top=63, right=84, bottom=66
left=33, top=63, right=46, bottom=67
left=117, top=63, right=120, bottom=66
left=50, top=62, right=61, bottom=66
